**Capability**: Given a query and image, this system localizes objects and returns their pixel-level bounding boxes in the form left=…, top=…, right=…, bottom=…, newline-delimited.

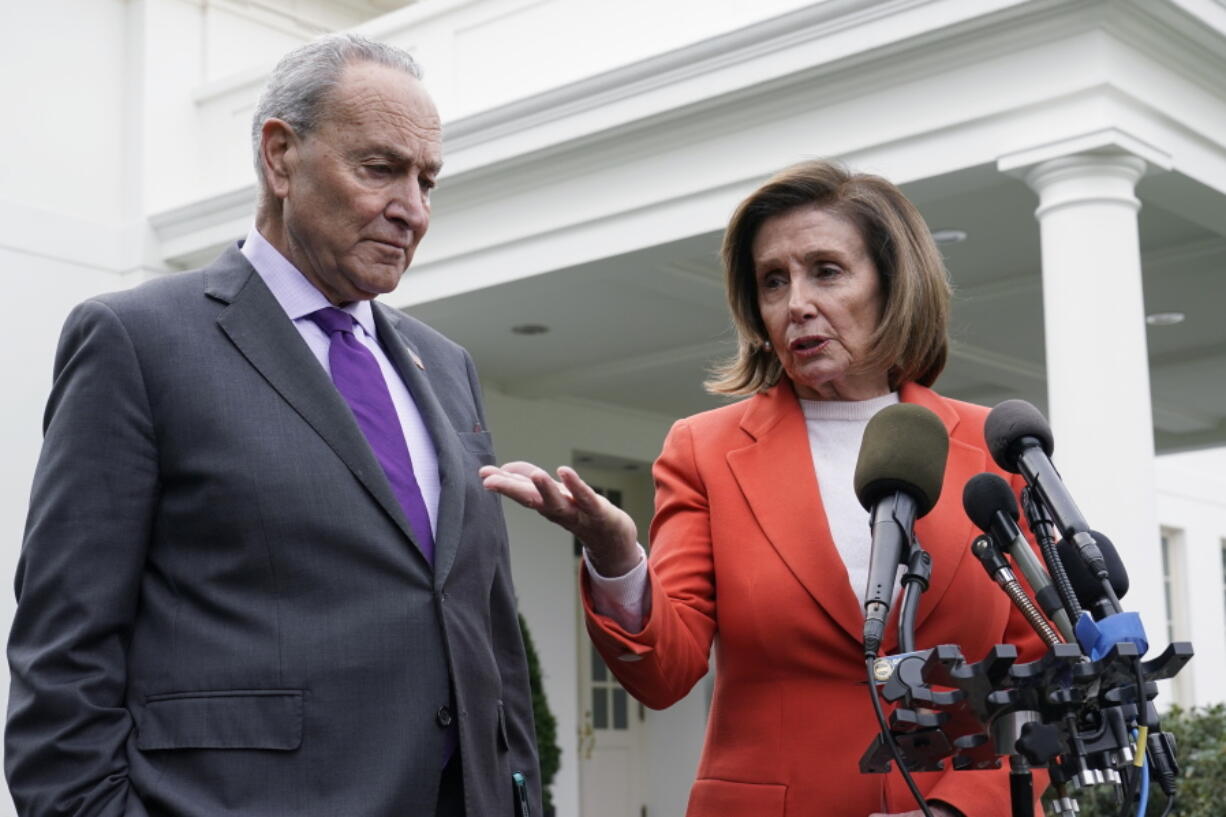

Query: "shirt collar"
left=241, top=226, right=377, bottom=337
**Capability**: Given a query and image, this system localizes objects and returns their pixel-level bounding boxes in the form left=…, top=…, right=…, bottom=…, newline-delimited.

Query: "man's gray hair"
left=251, top=33, right=422, bottom=180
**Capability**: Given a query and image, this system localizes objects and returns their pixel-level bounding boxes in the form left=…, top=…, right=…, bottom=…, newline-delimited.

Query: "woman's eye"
left=815, top=264, right=842, bottom=279
left=760, top=272, right=786, bottom=290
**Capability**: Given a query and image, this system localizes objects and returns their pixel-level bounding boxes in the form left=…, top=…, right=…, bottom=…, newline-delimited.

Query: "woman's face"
left=752, top=205, right=888, bottom=401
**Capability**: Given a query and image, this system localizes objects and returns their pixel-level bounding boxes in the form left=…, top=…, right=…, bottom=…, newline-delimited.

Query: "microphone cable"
left=1114, top=726, right=1144, bottom=817
left=864, top=656, right=935, bottom=817
left=1021, top=485, right=1083, bottom=622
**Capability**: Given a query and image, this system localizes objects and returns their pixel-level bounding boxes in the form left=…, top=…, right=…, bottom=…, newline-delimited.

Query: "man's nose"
left=384, top=179, right=430, bottom=234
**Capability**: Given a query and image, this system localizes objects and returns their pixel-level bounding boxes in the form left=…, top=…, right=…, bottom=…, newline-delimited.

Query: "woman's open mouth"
left=789, top=336, right=829, bottom=355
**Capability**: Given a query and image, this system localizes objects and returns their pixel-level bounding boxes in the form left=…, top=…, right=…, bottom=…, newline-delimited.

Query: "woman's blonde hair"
left=706, top=160, right=951, bottom=396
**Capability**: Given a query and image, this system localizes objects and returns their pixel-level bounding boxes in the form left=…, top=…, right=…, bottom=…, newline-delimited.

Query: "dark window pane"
left=591, top=647, right=607, bottom=682
left=592, top=688, right=608, bottom=730
left=612, top=688, right=628, bottom=730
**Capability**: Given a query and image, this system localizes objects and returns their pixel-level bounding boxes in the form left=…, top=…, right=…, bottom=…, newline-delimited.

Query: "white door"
left=574, top=460, right=653, bottom=817
left=579, top=638, right=645, bottom=817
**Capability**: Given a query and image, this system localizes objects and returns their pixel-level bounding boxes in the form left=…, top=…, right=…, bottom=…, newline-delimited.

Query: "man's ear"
left=260, top=118, right=297, bottom=199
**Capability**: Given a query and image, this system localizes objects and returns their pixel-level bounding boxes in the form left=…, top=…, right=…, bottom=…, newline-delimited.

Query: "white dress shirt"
left=240, top=226, right=440, bottom=536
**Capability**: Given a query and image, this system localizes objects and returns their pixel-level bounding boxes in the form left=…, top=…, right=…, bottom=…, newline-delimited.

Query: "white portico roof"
left=148, top=0, right=1226, bottom=451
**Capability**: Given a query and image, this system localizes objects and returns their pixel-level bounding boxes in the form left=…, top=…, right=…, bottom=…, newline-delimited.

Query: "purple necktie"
left=308, top=307, right=435, bottom=564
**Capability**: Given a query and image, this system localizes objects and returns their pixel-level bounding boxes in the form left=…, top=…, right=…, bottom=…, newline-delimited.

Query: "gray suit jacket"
left=7, top=246, right=541, bottom=817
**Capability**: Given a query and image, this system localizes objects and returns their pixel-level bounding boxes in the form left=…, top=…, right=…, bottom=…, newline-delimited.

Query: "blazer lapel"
left=887, top=382, right=984, bottom=653
left=724, top=380, right=986, bottom=654
left=726, top=381, right=868, bottom=647
left=372, top=304, right=467, bottom=588
left=204, top=250, right=422, bottom=554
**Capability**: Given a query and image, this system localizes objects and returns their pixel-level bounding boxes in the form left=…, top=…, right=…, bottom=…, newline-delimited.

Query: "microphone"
left=984, top=400, right=1115, bottom=610
left=963, top=473, right=1075, bottom=641
left=1057, top=530, right=1129, bottom=620
left=969, top=535, right=1063, bottom=646
left=854, top=403, right=949, bottom=657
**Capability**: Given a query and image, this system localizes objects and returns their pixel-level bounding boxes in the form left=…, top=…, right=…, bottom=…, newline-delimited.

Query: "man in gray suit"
left=6, top=34, right=540, bottom=817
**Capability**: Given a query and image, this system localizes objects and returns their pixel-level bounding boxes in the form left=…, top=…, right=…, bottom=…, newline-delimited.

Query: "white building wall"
left=1155, top=449, right=1226, bottom=708
left=2, top=1, right=130, bottom=224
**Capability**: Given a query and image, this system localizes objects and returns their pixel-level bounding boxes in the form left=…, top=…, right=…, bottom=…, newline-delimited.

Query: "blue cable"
left=1137, top=754, right=1150, bottom=817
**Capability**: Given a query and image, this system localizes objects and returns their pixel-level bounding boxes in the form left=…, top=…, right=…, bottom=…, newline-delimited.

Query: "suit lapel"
left=205, top=250, right=422, bottom=554
left=725, top=380, right=985, bottom=653
left=372, top=304, right=467, bottom=588
left=727, top=381, right=867, bottom=647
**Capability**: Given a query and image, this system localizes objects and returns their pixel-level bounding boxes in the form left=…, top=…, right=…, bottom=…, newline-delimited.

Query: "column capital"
left=1023, top=153, right=1148, bottom=219
left=996, top=127, right=1172, bottom=178
left=998, top=130, right=1172, bottom=219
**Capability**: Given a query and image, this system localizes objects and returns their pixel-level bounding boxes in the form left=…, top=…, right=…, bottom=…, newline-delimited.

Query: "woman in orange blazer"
left=482, top=161, right=1047, bottom=817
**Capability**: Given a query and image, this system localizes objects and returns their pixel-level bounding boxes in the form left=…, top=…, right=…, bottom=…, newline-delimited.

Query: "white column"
left=1021, top=151, right=1167, bottom=642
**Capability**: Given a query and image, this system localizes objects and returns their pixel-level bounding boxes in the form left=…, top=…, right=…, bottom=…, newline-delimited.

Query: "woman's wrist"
left=585, top=539, right=642, bottom=578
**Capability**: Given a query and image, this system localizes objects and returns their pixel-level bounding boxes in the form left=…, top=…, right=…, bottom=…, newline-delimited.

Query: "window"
left=1221, top=541, right=1226, bottom=634
left=1161, top=528, right=1189, bottom=645
left=1161, top=528, right=1193, bottom=704
left=1161, top=532, right=1174, bottom=645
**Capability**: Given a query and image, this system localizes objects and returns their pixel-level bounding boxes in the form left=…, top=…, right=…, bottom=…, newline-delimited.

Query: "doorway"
left=573, top=452, right=654, bottom=817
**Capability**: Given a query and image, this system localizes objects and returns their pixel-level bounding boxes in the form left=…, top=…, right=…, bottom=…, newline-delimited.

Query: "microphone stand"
left=859, top=639, right=1194, bottom=817
left=898, top=542, right=932, bottom=654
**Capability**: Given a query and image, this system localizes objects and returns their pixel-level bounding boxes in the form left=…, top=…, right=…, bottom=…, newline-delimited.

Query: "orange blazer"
left=582, top=381, right=1047, bottom=817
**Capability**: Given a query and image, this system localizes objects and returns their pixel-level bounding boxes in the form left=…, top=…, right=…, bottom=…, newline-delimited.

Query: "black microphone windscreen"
left=853, top=403, right=949, bottom=517
left=984, top=399, right=1055, bottom=473
left=1057, top=530, right=1129, bottom=605
left=962, top=472, right=1020, bottom=533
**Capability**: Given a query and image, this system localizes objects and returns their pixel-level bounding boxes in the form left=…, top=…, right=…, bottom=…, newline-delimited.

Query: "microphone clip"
left=901, top=547, right=932, bottom=594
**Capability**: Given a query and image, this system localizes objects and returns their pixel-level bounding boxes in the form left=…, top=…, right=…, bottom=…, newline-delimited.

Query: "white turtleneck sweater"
left=587, top=391, right=901, bottom=633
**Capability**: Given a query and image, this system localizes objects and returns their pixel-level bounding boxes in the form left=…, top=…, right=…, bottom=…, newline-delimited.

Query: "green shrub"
left=1041, top=704, right=1226, bottom=816
left=519, top=614, right=562, bottom=816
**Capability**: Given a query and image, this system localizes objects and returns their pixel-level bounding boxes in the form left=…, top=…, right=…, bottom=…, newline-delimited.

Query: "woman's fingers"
left=480, top=471, right=542, bottom=509
left=480, top=463, right=552, bottom=509
left=481, top=463, right=639, bottom=560
left=529, top=469, right=578, bottom=518
left=481, top=462, right=578, bottom=521
left=483, top=461, right=548, bottom=479
left=556, top=466, right=605, bottom=513
left=557, top=466, right=640, bottom=560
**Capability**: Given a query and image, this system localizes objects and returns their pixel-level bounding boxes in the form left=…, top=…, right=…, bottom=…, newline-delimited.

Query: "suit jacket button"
left=436, top=705, right=454, bottom=727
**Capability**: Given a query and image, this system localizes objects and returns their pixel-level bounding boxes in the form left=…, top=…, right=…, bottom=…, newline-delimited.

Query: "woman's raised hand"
left=479, top=462, right=642, bottom=577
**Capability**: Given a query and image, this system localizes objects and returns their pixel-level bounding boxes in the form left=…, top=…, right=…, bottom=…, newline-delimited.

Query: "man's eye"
left=364, top=164, right=393, bottom=177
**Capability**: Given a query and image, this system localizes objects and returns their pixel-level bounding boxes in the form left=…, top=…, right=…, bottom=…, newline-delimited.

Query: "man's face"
left=276, top=61, right=443, bottom=304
